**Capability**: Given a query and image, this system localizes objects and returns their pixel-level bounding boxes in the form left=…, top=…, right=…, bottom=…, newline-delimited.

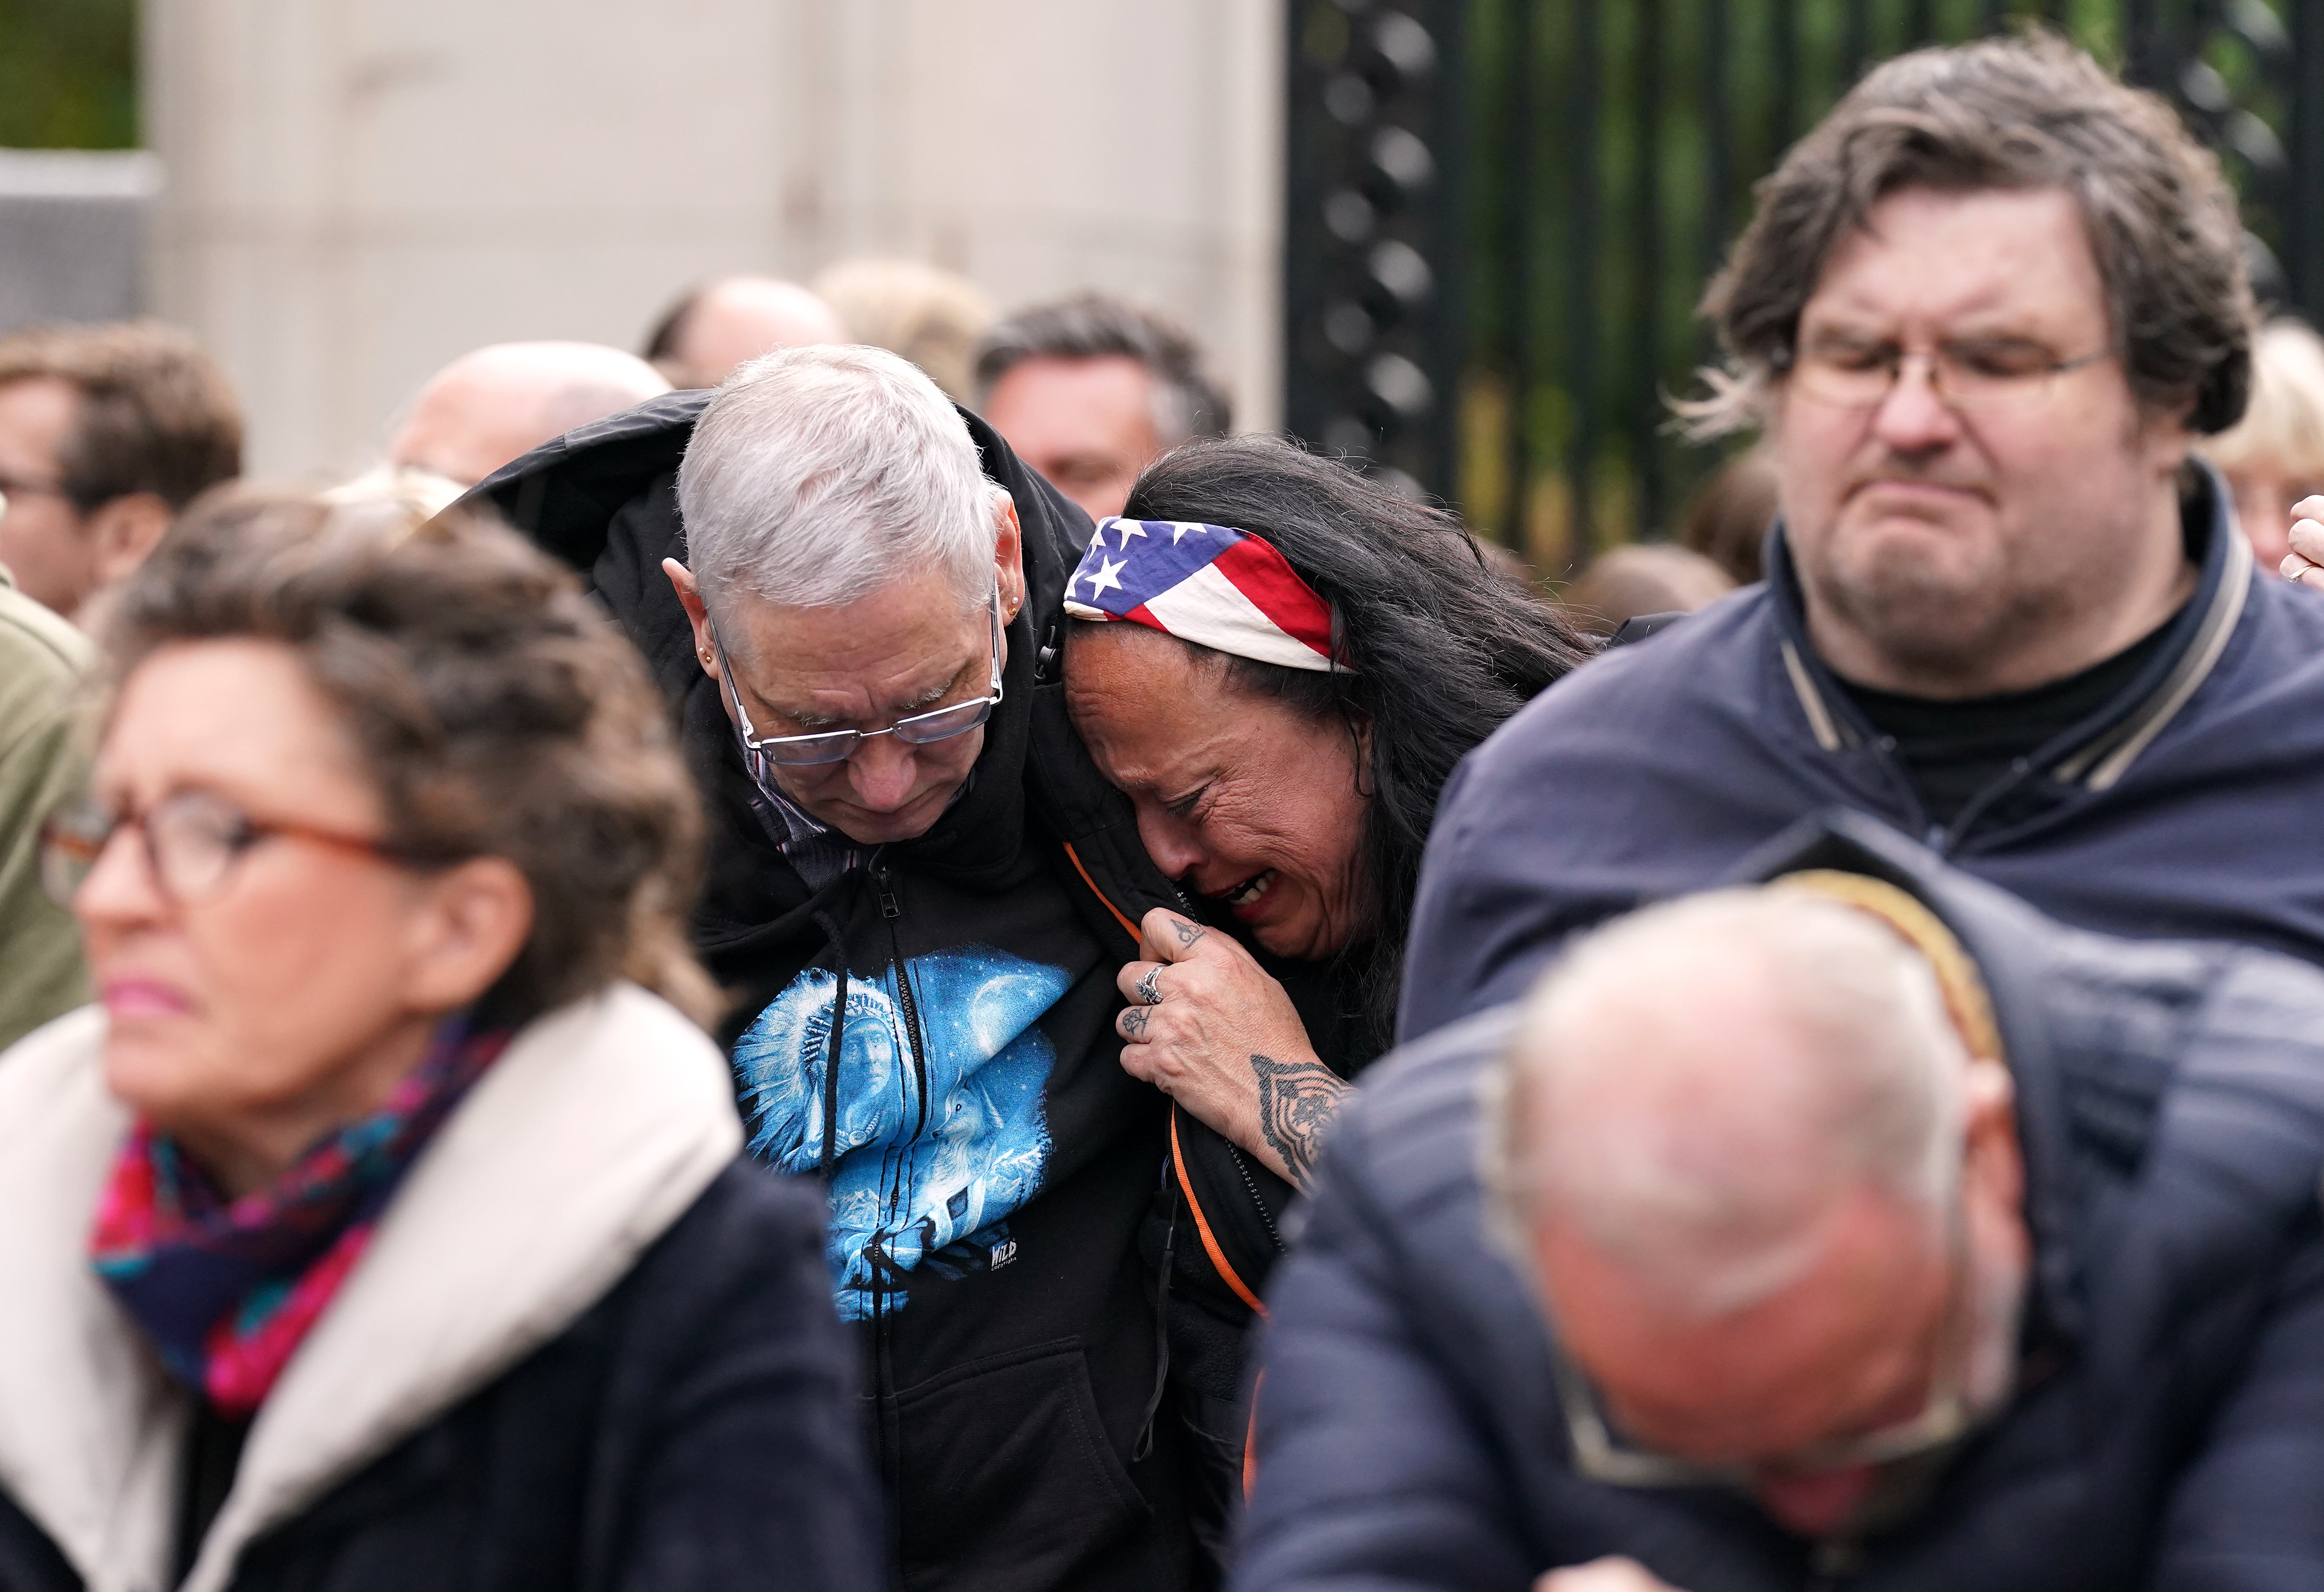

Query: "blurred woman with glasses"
left=0, top=489, right=881, bottom=1592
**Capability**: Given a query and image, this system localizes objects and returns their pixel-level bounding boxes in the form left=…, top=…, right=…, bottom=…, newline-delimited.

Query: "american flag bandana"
left=1063, top=517, right=1347, bottom=673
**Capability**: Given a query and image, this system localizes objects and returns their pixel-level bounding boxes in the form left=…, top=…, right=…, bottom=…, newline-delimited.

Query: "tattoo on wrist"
left=1121, top=1006, right=1149, bottom=1039
left=1250, top=1053, right=1348, bottom=1187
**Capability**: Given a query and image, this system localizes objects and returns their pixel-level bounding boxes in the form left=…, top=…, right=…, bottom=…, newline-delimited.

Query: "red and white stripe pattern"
left=1063, top=517, right=1345, bottom=672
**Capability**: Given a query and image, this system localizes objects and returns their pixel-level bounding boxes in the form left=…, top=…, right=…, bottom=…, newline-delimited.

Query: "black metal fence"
left=1283, top=0, right=2324, bottom=576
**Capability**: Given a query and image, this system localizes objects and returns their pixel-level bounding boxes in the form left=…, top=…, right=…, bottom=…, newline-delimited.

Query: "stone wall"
left=143, top=0, right=1284, bottom=478
left=0, top=150, right=159, bottom=334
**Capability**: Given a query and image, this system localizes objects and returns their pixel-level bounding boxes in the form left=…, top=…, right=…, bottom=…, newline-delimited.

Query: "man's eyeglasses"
left=1786, top=334, right=2113, bottom=413
left=40, top=788, right=417, bottom=909
left=713, top=590, right=1004, bottom=768
left=1551, top=1340, right=1973, bottom=1492
left=1550, top=1208, right=1979, bottom=1491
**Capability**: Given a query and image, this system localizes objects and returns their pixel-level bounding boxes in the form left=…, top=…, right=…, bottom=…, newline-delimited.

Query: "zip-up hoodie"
left=470, top=393, right=1217, bottom=1592
left=1402, top=463, right=2324, bottom=1039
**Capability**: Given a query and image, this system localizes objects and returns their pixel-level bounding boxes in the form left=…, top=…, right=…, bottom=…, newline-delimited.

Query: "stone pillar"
left=0, top=150, right=160, bottom=334
left=144, top=0, right=1282, bottom=477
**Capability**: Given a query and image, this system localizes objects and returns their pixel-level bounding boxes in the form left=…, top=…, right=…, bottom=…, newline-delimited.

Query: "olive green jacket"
left=0, top=568, right=88, bottom=1053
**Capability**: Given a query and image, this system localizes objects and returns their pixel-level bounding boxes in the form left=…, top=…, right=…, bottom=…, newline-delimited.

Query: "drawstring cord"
left=811, top=908, right=850, bottom=1176
left=1133, top=1169, right=1181, bottom=1462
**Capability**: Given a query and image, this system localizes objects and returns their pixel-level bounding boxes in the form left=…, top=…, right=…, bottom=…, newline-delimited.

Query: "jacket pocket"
left=891, top=1337, right=1151, bottom=1592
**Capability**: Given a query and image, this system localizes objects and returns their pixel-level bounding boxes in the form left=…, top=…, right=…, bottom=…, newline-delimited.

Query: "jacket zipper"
left=1221, top=1142, right=1286, bottom=1252
left=871, top=858, right=932, bottom=1133
left=864, top=853, right=921, bottom=1575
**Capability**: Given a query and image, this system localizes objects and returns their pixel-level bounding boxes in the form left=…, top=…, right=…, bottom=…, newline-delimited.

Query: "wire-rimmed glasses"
left=713, top=589, right=1004, bottom=768
left=1550, top=1205, right=1980, bottom=1490
left=1786, top=332, right=2113, bottom=413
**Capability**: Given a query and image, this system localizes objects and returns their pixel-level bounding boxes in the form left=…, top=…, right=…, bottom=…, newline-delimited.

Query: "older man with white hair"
left=467, top=345, right=1206, bottom=1592
left=1235, top=811, right=2324, bottom=1592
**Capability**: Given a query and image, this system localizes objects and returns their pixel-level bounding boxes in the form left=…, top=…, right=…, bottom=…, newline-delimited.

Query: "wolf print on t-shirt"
left=732, top=947, right=1071, bottom=1321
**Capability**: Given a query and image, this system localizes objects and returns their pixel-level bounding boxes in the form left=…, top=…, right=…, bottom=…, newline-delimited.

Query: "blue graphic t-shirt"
left=733, top=946, right=1073, bottom=1320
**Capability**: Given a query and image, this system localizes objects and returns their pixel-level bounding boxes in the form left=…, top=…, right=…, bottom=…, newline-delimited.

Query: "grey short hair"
left=677, top=344, right=994, bottom=615
left=973, top=291, right=1233, bottom=445
left=1684, top=33, right=2253, bottom=439
left=1481, top=889, right=1968, bottom=1315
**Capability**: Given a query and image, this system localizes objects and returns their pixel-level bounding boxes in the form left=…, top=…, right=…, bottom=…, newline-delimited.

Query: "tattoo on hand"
left=1121, top=1006, right=1149, bottom=1039
left=1168, top=917, right=1207, bottom=948
left=1250, top=1053, right=1349, bottom=1188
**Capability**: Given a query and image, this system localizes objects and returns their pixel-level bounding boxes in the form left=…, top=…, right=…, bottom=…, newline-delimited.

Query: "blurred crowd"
left=7, top=31, right=2324, bottom=1592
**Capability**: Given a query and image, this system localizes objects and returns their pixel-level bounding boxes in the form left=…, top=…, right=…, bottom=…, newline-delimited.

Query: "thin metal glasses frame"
left=1784, top=341, right=2114, bottom=413
left=711, top=589, right=1004, bottom=768
left=1550, top=1204, right=1979, bottom=1490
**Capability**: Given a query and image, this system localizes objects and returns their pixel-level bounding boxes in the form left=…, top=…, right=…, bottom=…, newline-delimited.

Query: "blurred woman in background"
left=1062, top=436, right=1592, bottom=1522
left=0, top=491, right=880, bottom=1592
left=2200, top=316, right=2324, bottom=574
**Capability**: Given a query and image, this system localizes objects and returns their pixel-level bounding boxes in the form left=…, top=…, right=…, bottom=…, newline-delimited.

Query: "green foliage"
left=0, top=0, right=137, bottom=149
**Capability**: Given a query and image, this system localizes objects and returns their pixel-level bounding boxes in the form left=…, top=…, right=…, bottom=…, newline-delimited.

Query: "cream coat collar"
left=0, top=984, right=742, bottom=1592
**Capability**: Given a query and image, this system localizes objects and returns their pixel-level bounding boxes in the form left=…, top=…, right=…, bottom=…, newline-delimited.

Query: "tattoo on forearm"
left=1250, top=1053, right=1349, bottom=1188
left=1121, top=1005, right=1149, bottom=1039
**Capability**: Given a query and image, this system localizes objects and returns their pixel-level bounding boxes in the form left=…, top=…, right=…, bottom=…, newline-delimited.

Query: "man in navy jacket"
left=1238, top=812, right=2324, bottom=1590
left=1401, top=38, right=2324, bottom=1041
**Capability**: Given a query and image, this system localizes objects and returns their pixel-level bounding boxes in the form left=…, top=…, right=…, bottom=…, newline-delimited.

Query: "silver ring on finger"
left=1136, top=966, right=1164, bottom=1005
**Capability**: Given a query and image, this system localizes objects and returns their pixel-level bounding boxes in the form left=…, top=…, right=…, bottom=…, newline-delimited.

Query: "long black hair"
left=1114, top=435, right=1593, bottom=1043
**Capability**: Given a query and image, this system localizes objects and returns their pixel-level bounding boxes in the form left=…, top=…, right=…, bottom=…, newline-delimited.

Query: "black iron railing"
left=1282, top=0, right=2324, bottom=574
left=1283, top=0, right=1470, bottom=503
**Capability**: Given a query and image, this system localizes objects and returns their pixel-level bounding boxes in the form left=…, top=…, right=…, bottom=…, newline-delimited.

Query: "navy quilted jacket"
left=1239, top=815, right=2324, bottom=1592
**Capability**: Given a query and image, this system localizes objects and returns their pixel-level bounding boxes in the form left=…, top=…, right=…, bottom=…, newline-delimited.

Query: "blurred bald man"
left=643, top=277, right=848, bottom=391
left=388, top=341, right=671, bottom=489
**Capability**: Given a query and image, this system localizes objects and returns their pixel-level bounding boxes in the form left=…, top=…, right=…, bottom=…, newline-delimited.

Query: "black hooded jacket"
left=467, top=392, right=1292, bottom=1590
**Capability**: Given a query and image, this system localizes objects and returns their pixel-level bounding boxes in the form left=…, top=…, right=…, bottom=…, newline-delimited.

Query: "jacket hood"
left=463, top=390, right=1179, bottom=964
left=0, top=986, right=741, bottom=1592
left=1717, top=808, right=2117, bottom=1348
left=1762, top=461, right=2254, bottom=796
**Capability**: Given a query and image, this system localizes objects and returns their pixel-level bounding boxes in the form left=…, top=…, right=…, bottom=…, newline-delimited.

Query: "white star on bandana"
left=1083, top=555, right=1127, bottom=599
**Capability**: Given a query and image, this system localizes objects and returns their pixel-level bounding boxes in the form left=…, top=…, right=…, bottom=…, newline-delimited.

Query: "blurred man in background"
left=0, top=320, right=242, bottom=626
left=975, top=292, right=1232, bottom=523
left=1239, top=816, right=2324, bottom=1590
left=1401, top=37, right=2324, bottom=1039
left=643, top=275, right=849, bottom=390
left=0, top=558, right=89, bottom=1051
left=385, top=340, right=670, bottom=494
